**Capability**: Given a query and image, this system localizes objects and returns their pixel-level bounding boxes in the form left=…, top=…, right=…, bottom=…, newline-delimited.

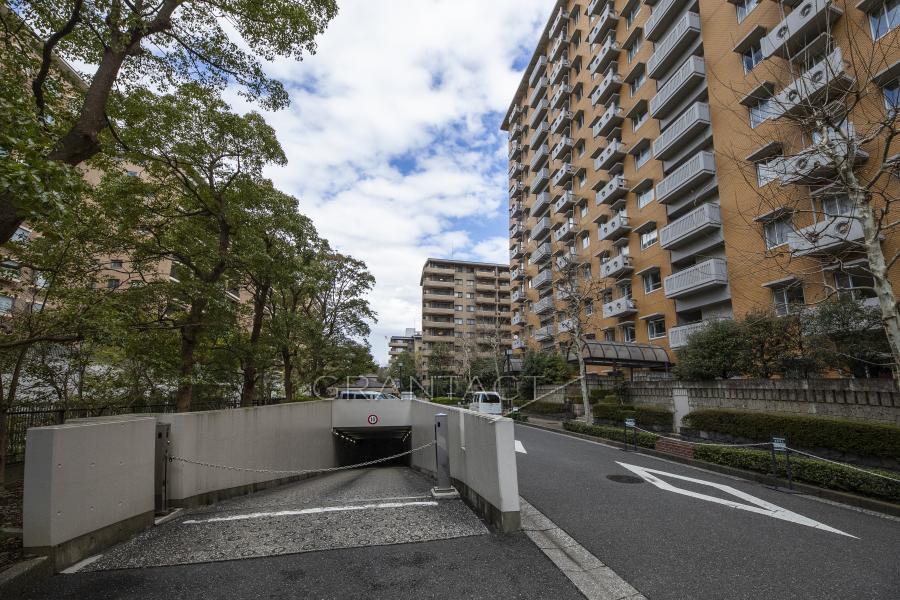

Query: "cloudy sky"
left=243, top=0, right=553, bottom=364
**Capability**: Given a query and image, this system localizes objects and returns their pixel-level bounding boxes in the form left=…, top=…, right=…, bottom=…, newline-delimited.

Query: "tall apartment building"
left=504, top=0, right=899, bottom=365
left=420, top=259, right=513, bottom=374
left=388, top=328, right=423, bottom=364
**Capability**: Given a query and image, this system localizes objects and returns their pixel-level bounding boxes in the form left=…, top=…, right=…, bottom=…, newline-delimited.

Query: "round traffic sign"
left=367, top=414, right=378, bottom=425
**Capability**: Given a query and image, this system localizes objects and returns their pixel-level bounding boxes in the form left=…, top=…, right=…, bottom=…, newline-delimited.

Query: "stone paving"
left=82, top=467, right=487, bottom=571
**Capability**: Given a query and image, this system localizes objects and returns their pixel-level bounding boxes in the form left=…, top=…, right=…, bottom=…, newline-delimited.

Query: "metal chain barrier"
left=169, top=441, right=435, bottom=476
left=632, top=425, right=772, bottom=448
left=786, top=447, right=900, bottom=483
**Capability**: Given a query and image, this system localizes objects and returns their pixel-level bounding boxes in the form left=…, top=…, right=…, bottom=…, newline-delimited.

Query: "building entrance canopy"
left=567, top=341, right=671, bottom=368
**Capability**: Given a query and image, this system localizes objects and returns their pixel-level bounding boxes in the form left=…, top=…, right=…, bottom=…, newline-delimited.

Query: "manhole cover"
left=606, top=474, right=644, bottom=484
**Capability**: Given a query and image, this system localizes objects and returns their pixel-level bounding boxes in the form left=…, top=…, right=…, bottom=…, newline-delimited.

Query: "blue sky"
left=241, top=0, right=554, bottom=364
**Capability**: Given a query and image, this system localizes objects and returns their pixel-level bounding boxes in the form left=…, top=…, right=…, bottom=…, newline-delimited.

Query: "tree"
left=388, top=350, right=419, bottom=393
left=714, top=11, right=900, bottom=379
left=0, top=0, right=338, bottom=242
left=426, top=341, right=456, bottom=396
left=518, top=349, right=570, bottom=399
left=674, top=320, right=748, bottom=380
left=805, top=294, right=892, bottom=377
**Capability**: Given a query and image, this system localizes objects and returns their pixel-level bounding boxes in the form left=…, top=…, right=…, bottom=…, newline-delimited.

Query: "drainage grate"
left=606, top=474, right=645, bottom=484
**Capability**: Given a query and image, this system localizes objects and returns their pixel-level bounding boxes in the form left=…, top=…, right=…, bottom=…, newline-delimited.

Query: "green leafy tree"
left=518, top=350, right=571, bottom=399
left=426, top=341, right=456, bottom=396
left=740, top=310, right=801, bottom=379
left=389, top=350, right=419, bottom=393
left=805, top=295, right=892, bottom=377
left=673, top=320, right=749, bottom=380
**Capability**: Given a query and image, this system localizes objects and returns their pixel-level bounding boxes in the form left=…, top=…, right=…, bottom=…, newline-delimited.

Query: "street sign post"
left=770, top=436, right=793, bottom=491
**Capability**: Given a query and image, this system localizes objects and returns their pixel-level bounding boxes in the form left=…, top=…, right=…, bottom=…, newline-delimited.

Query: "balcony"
left=529, top=56, right=548, bottom=87
left=556, top=252, right=576, bottom=270
left=533, top=269, right=554, bottom=289
left=531, top=242, right=553, bottom=264
left=509, top=141, right=522, bottom=159
left=549, top=31, right=569, bottom=61
left=598, top=214, right=631, bottom=241
left=534, top=296, right=556, bottom=315
left=510, top=222, right=523, bottom=237
left=600, top=254, right=633, bottom=279
left=509, top=104, right=522, bottom=123
left=510, top=201, right=523, bottom=218
left=664, top=258, right=728, bottom=298
left=550, top=7, right=567, bottom=37
left=550, top=84, right=572, bottom=109
left=602, top=297, right=637, bottom=318
left=594, top=139, right=626, bottom=171
left=591, top=69, right=622, bottom=106
left=590, top=37, right=619, bottom=75
left=660, top=203, right=722, bottom=249
left=593, top=104, right=624, bottom=138
left=645, top=0, right=688, bottom=42
left=528, top=98, right=550, bottom=129
left=531, top=167, right=551, bottom=193
left=511, top=288, right=525, bottom=303
left=509, top=180, right=525, bottom=197
left=669, top=319, right=727, bottom=349
left=553, top=220, right=577, bottom=242
left=532, top=191, right=552, bottom=216
left=653, top=102, right=710, bottom=161
left=549, top=59, right=571, bottom=85
left=761, top=0, right=843, bottom=60
left=530, top=142, right=550, bottom=170
left=529, top=77, right=549, bottom=107
left=587, top=0, right=607, bottom=16
left=588, top=6, right=618, bottom=45
left=649, top=56, right=706, bottom=119
left=647, top=12, right=701, bottom=79
left=512, top=312, right=524, bottom=326
left=528, top=121, right=550, bottom=146
left=531, top=216, right=552, bottom=240
left=786, top=212, right=864, bottom=257
left=511, top=243, right=525, bottom=258
left=596, top=175, right=628, bottom=207
left=551, top=109, right=574, bottom=134
left=552, top=164, right=576, bottom=187
left=511, top=266, right=524, bottom=281
left=534, top=324, right=556, bottom=341
left=507, top=122, right=521, bottom=140
left=551, top=136, right=575, bottom=161
left=772, top=132, right=867, bottom=185
left=508, top=161, right=524, bottom=178
left=656, top=151, right=716, bottom=205
left=770, top=48, right=851, bottom=118
left=553, top=190, right=576, bottom=213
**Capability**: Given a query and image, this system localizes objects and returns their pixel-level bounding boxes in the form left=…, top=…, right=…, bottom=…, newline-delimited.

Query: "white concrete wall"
left=409, top=401, right=520, bottom=514
left=331, top=397, right=413, bottom=429
left=160, top=401, right=337, bottom=502
left=23, top=416, right=156, bottom=548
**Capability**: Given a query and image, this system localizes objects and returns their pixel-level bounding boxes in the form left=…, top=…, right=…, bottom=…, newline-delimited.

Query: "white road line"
left=181, top=500, right=439, bottom=524
left=617, top=462, right=857, bottom=539
left=515, top=440, right=527, bottom=454
left=62, top=553, right=104, bottom=574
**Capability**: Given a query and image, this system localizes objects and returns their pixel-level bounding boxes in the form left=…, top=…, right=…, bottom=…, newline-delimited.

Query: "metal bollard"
left=431, top=413, right=459, bottom=499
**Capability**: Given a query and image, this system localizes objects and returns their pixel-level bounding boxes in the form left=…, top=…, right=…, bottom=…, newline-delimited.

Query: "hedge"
left=521, top=401, right=570, bottom=415
left=508, top=412, right=529, bottom=422
left=683, top=409, right=900, bottom=461
left=563, top=420, right=659, bottom=448
left=693, top=446, right=900, bottom=503
left=592, top=403, right=674, bottom=431
left=429, top=397, right=464, bottom=406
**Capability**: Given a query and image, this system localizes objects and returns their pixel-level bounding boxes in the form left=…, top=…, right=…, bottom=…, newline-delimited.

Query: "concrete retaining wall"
left=22, top=416, right=156, bottom=569
left=409, top=401, right=520, bottom=532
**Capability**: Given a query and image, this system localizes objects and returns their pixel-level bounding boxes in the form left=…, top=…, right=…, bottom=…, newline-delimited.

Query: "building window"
left=622, top=324, right=636, bottom=342
left=756, top=159, right=779, bottom=187
left=111, top=259, right=124, bottom=269
left=647, top=317, right=667, bottom=340
left=12, top=227, right=30, bottom=242
left=581, top=234, right=590, bottom=249
left=454, top=318, right=463, bottom=325
left=632, top=107, right=648, bottom=131
left=884, top=78, right=900, bottom=112
left=626, top=34, right=643, bottom=62
left=642, top=269, right=662, bottom=294
left=773, top=285, right=805, bottom=316
left=640, top=227, right=658, bottom=250
left=624, top=5, right=638, bottom=28
left=869, top=0, right=900, bottom=40
left=0, top=296, right=13, bottom=313
left=637, top=188, right=654, bottom=209
left=467, top=305, right=475, bottom=312
left=580, top=203, right=588, bottom=218
left=735, top=0, right=759, bottom=23
left=106, top=278, right=121, bottom=289
left=823, top=195, right=853, bottom=217
left=604, top=329, right=615, bottom=342
left=635, top=145, right=651, bottom=169
left=742, top=42, right=763, bottom=73
left=467, top=319, right=475, bottom=325
left=585, top=301, right=593, bottom=315
left=834, top=272, right=876, bottom=300
left=630, top=71, right=646, bottom=96
left=455, top=291, right=463, bottom=298
left=749, top=98, right=774, bottom=128
left=455, top=305, right=463, bottom=311
left=763, top=215, right=792, bottom=249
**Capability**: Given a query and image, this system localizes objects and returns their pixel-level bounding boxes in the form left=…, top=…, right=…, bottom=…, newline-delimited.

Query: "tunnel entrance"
left=333, top=427, right=413, bottom=467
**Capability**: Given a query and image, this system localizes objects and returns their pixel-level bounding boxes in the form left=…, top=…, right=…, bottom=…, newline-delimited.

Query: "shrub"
left=521, top=401, right=569, bottom=415
left=508, top=412, right=529, bottom=422
left=693, top=446, right=900, bottom=503
left=683, top=409, right=900, bottom=461
left=429, top=396, right=464, bottom=406
left=592, top=403, right=674, bottom=431
left=563, top=420, right=659, bottom=448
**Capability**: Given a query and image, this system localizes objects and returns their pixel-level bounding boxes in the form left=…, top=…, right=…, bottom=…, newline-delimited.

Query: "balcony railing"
left=598, top=214, right=631, bottom=241
left=530, top=142, right=550, bottom=170
left=645, top=0, right=687, bottom=42
left=588, top=5, right=618, bottom=45
left=549, top=30, right=569, bottom=61
left=772, top=131, right=867, bottom=185
left=529, top=120, right=550, bottom=147
left=552, top=136, right=575, bottom=161
left=652, top=102, right=710, bottom=161
left=531, top=216, right=552, bottom=240
left=511, top=267, right=524, bottom=280
left=593, top=104, right=624, bottom=138
left=509, top=181, right=524, bottom=197
left=553, top=190, right=576, bottom=213
left=508, top=161, right=524, bottom=178
left=596, top=175, right=628, bottom=206
left=656, top=150, right=716, bottom=205
left=549, top=59, right=571, bottom=85
left=649, top=56, right=706, bottom=119
left=587, top=0, right=607, bottom=16
left=550, top=84, right=573, bottom=109
left=531, top=167, right=551, bottom=193
left=510, top=201, right=523, bottom=217
left=533, top=268, right=554, bottom=289
left=551, top=109, right=574, bottom=134
left=511, top=288, right=525, bottom=303
left=664, top=258, right=728, bottom=298
left=595, top=139, right=626, bottom=171
left=600, top=254, right=633, bottom=278
left=590, top=37, right=619, bottom=75
left=770, top=48, right=850, bottom=118
left=550, top=7, right=567, bottom=37
left=510, top=243, right=525, bottom=258
left=534, top=324, right=556, bottom=341
left=660, top=203, right=721, bottom=249
left=552, top=164, right=576, bottom=187
left=529, top=56, right=548, bottom=87
left=556, top=252, right=577, bottom=270
left=531, top=242, right=553, bottom=264
left=529, top=76, right=548, bottom=107
left=647, top=12, right=701, bottom=79
left=512, top=339, right=526, bottom=350
left=761, top=0, right=843, bottom=60
left=510, top=222, right=523, bottom=237
left=669, top=319, right=728, bottom=349
left=591, top=69, right=623, bottom=106
left=786, top=212, right=864, bottom=257
left=534, top=296, right=556, bottom=315
left=532, top=191, right=552, bottom=216
left=509, top=141, right=521, bottom=159
left=602, top=297, right=637, bottom=318
left=511, top=312, right=524, bottom=326
left=553, top=220, right=577, bottom=242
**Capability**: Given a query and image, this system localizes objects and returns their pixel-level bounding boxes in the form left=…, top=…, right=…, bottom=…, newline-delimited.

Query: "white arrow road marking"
left=515, top=440, right=527, bottom=454
left=616, top=462, right=856, bottom=538
left=181, top=501, right=439, bottom=524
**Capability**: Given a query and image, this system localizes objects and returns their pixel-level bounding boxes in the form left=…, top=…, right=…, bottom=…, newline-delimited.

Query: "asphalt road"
left=514, top=424, right=900, bottom=600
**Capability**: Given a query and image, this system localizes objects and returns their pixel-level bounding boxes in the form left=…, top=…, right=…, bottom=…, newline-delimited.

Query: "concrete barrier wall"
left=22, top=416, right=157, bottom=569
left=410, top=401, right=520, bottom=532
left=160, top=401, right=337, bottom=506
left=331, top=396, right=412, bottom=429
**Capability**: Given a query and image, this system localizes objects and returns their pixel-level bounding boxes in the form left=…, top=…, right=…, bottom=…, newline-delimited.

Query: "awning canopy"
left=567, top=341, right=672, bottom=368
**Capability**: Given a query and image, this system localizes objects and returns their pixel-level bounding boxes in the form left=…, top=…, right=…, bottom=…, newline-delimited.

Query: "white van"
left=468, top=391, right=503, bottom=415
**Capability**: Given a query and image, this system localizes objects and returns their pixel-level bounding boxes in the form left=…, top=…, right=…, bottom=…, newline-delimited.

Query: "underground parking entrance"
left=333, top=426, right=413, bottom=467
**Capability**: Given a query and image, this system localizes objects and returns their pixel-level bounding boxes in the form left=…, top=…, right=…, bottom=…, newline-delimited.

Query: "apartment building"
left=420, top=259, right=513, bottom=374
left=504, top=0, right=899, bottom=365
left=388, top=328, right=423, bottom=364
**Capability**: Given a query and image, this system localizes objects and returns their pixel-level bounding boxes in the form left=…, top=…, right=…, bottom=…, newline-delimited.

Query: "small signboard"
left=772, top=437, right=786, bottom=452
left=367, top=414, right=379, bottom=425
left=625, top=418, right=636, bottom=428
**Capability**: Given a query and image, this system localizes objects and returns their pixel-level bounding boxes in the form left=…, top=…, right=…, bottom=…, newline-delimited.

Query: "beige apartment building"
left=388, top=328, right=423, bottom=364
left=504, top=0, right=899, bottom=367
left=419, top=259, right=513, bottom=374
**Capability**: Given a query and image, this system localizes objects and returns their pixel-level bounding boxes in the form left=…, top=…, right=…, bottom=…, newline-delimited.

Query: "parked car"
left=336, top=390, right=395, bottom=400
left=468, top=391, right=503, bottom=415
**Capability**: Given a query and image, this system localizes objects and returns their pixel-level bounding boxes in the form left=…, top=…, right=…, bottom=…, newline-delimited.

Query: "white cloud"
left=249, top=0, right=551, bottom=364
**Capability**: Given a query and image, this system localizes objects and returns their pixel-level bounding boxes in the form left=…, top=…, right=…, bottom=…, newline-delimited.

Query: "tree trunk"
left=576, top=337, right=591, bottom=424
left=176, top=300, right=206, bottom=412
left=0, top=405, right=8, bottom=489
left=0, top=346, right=29, bottom=487
left=282, top=349, right=294, bottom=403
left=240, top=284, right=270, bottom=407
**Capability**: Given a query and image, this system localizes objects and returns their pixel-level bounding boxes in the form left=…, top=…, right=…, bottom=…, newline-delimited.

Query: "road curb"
left=518, top=421, right=900, bottom=519
left=0, top=556, right=53, bottom=596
